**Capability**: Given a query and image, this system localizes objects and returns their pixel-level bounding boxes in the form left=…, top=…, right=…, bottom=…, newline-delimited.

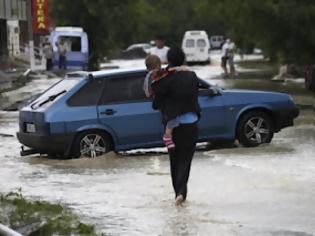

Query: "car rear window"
left=185, top=39, right=195, bottom=48
left=30, top=77, right=83, bottom=110
left=197, top=39, right=206, bottom=48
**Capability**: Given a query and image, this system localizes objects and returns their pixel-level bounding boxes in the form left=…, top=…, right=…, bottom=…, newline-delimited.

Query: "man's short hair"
left=145, top=54, right=161, bottom=71
left=167, top=47, right=185, bottom=66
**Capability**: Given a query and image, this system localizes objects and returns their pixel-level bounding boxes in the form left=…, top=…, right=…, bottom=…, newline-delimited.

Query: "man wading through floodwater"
left=152, top=47, right=201, bottom=206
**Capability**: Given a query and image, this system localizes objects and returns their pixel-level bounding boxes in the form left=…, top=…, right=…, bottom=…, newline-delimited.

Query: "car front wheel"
left=237, top=111, right=274, bottom=147
left=73, top=131, right=112, bottom=158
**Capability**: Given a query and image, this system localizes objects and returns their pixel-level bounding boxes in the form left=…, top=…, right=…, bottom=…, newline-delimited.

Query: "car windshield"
left=30, top=77, right=83, bottom=110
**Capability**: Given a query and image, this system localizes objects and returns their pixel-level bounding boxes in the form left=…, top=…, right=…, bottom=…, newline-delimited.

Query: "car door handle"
left=100, top=109, right=117, bottom=115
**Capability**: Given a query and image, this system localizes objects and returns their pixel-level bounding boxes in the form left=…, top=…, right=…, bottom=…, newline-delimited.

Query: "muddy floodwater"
left=0, top=57, right=314, bottom=235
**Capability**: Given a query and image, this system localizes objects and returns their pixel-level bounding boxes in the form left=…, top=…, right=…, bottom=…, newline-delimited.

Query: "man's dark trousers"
left=59, top=55, right=67, bottom=69
left=169, top=122, right=198, bottom=200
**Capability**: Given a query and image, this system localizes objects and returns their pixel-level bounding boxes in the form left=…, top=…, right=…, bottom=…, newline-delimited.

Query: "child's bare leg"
left=165, top=127, right=173, bottom=138
left=164, top=118, right=179, bottom=150
left=163, top=127, right=175, bottom=149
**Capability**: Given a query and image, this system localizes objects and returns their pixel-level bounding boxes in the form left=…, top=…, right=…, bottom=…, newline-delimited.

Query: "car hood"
left=221, top=89, right=293, bottom=103
left=222, top=88, right=289, bottom=96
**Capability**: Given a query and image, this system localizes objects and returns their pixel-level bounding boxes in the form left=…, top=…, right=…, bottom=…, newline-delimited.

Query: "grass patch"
left=0, top=189, right=98, bottom=235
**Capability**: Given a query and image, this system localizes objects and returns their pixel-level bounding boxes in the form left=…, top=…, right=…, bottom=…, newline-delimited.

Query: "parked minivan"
left=209, top=35, right=224, bottom=49
left=17, top=68, right=299, bottom=158
left=50, top=27, right=89, bottom=70
left=182, top=31, right=210, bottom=64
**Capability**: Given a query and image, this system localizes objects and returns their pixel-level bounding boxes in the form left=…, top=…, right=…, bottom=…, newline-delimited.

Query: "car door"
left=198, top=88, right=226, bottom=139
left=196, top=38, right=209, bottom=61
left=183, top=38, right=196, bottom=61
left=97, top=73, right=163, bottom=148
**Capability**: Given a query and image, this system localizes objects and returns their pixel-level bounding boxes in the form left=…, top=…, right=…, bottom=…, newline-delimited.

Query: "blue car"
left=17, top=68, right=299, bottom=158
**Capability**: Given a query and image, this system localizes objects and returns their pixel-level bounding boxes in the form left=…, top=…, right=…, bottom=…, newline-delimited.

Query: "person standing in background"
left=56, top=39, right=67, bottom=70
left=149, top=35, right=170, bottom=64
left=221, top=38, right=229, bottom=76
left=227, top=39, right=237, bottom=76
left=304, top=64, right=315, bottom=96
left=43, top=39, right=53, bottom=71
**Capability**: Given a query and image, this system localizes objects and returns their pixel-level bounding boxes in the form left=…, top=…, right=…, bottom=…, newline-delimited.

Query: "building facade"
left=0, top=0, right=28, bottom=57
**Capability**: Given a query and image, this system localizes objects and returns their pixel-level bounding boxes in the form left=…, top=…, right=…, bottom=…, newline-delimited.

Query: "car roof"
left=67, top=67, right=148, bottom=79
left=127, top=43, right=151, bottom=49
left=184, top=30, right=208, bottom=37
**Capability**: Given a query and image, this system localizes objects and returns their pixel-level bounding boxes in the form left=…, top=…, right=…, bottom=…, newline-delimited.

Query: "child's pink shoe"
left=163, top=135, right=175, bottom=149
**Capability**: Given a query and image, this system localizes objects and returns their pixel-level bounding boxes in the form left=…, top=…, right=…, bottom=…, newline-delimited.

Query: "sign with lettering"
left=33, top=0, right=49, bottom=34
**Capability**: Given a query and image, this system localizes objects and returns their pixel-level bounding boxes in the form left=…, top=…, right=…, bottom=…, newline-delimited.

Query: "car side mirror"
left=207, top=88, right=220, bottom=96
left=198, top=88, right=220, bottom=96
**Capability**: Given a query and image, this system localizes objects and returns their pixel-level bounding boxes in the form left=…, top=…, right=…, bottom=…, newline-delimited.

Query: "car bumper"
left=274, top=107, right=299, bottom=131
left=17, top=132, right=74, bottom=155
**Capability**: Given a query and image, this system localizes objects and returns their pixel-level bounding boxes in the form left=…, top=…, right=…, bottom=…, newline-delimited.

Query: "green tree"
left=222, top=0, right=315, bottom=64
left=50, top=0, right=315, bottom=68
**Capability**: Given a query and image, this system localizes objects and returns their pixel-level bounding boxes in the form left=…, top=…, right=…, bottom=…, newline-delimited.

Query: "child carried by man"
left=143, top=54, right=188, bottom=150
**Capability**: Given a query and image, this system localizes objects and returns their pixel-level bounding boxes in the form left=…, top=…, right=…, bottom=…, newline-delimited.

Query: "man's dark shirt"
left=152, top=69, right=202, bottom=124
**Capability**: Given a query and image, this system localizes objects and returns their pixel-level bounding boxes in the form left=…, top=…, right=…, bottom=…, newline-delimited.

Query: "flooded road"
left=0, top=56, right=314, bottom=235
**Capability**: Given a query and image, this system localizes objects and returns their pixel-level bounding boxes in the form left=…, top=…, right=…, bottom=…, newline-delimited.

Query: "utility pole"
left=26, top=0, right=35, bottom=70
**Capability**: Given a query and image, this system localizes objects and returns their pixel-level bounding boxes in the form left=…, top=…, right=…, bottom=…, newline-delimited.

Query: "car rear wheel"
left=237, top=111, right=274, bottom=147
left=73, top=131, right=112, bottom=158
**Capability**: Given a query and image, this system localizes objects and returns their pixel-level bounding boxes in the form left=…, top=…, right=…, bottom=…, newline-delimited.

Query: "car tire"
left=237, top=111, right=274, bottom=147
left=72, top=130, right=113, bottom=158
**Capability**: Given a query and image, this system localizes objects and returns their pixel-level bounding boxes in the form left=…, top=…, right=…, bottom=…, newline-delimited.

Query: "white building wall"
left=7, top=20, right=20, bottom=56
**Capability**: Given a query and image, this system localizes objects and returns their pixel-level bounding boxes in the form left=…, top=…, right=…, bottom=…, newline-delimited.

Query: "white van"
left=50, top=27, right=89, bottom=70
left=182, top=31, right=210, bottom=64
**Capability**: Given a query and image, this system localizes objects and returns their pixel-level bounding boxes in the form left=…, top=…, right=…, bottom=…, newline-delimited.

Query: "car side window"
left=100, top=74, right=148, bottom=104
left=67, top=79, right=104, bottom=106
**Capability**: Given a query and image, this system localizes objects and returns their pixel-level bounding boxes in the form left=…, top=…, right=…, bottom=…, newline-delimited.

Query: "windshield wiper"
left=31, top=90, right=66, bottom=109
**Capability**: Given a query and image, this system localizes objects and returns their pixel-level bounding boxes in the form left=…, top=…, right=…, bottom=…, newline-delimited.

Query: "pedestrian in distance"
left=43, top=39, right=53, bottom=71
left=227, top=39, right=237, bottom=77
left=221, top=38, right=237, bottom=78
left=149, top=35, right=170, bottom=64
left=304, top=64, right=315, bottom=96
left=56, top=39, right=67, bottom=70
left=221, top=38, right=230, bottom=76
left=152, top=47, right=201, bottom=206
